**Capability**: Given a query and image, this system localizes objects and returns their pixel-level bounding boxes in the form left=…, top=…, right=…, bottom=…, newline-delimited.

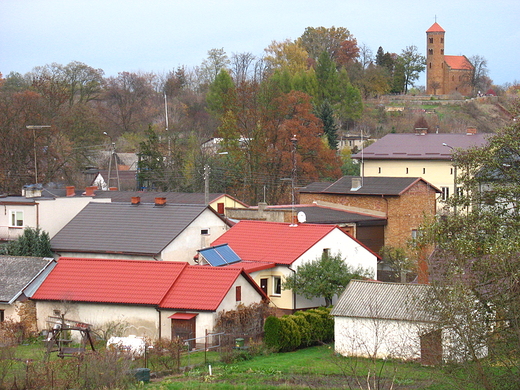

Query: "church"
left=426, top=22, right=473, bottom=96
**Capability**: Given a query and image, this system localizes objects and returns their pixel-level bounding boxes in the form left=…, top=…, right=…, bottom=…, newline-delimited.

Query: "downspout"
left=289, top=266, right=296, bottom=311
left=156, top=308, right=162, bottom=339
left=36, top=202, right=40, bottom=229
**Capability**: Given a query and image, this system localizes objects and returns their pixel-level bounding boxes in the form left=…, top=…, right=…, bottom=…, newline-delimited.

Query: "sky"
left=1, top=0, right=519, bottom=87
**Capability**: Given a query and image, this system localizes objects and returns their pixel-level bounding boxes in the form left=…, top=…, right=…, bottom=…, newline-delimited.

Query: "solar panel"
left=199, top=244, right=241, bottom=267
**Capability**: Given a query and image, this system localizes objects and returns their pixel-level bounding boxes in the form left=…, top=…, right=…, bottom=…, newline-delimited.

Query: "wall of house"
left=250, top=266, right=296, bottom=314
left=334, top=316, right=433, bottom=360
left=0, top=203, right=38, bottom=241
left=209, top=196, right=247, bottom=215
left=0, top=302, right=19, bottom=322
left=300, top=182, right=436, bottom=249
left=160, top=274, right=264, bottom=340
left=161, top=210, right=229, bottom=263
left=35, top=301, right=159, bottom=339
left=38, top=197, right=110, bottom=238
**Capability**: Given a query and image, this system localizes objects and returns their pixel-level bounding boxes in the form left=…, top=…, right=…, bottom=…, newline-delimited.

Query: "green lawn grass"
left=143, top=344, right=470, bottom=390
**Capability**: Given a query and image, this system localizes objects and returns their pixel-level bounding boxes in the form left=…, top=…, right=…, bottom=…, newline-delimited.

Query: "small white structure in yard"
left=331, top=280, right=442, bottom=365
left=107, top=336, right=147, bottom=357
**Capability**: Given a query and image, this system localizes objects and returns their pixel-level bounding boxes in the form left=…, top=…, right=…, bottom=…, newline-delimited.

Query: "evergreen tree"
left=137, top=125, right=168, bottom=191
left=316, top=100, right=338, bottom=149
left=1, top=228, right=53, bottom=257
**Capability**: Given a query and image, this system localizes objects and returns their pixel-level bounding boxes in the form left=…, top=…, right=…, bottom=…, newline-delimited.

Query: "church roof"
left=445, top=55, right=473, bottom=70
left=426, top=22, right=445, bottom=33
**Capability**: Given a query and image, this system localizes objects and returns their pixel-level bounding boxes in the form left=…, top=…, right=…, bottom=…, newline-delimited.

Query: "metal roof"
left=299, top=176, right=440, bottom=196
left=50, top=202, right=210, bottom=255
left=0, top=256, right=55, bottom=303
left=352, top=133, right=488, bottom=161
left=32, top=257, right=268, bottom=310
left=331, top=280, right=437, bottom=323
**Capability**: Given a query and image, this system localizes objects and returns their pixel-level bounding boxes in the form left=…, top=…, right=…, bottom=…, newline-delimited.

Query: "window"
left=322, top=248, right=331, bottom=258
left=423, top=168, right=426, bottom=174
left=441, top=38, right=444, bottom=43
left=441, top=49, right=444, bottom=54
left=450, top=168, right=454, bottom=175
left=200, top=228, right=210, bottom=235
left=429, top=37, right=433, bottom=44
left=272, top=276, right=282, bottom=296
left=0, top=310, right=4, bottom=322
left=10, top=210, right=23, bottom=227
left=235, top=286, right=242, bottom=302
left=406, top=168, right=409, bottom=174
left=441, top=187, right=450, bottom=201
left=428, top=49, right=433, bottom=55
left=378, top=167, right=382, bottom=174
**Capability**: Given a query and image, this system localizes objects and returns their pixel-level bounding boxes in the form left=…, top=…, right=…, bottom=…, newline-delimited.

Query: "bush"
left=264, top=316, right=282, bottom=352
left=278, top=316, right=301, bottom=352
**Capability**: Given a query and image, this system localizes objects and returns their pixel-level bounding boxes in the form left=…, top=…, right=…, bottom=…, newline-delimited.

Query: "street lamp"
left=26, top=125, right=51, bottom=184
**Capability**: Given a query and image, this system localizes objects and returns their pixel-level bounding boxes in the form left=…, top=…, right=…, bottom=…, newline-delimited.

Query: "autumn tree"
left=263, top=39, right=308, bottom=74
left=421, top=113, right=520, bottom=388
left=299, top=26, right=358, bottom=66
left=198, top=48, right=230, bottom=86
left=469, top=55, right=490, bottom=94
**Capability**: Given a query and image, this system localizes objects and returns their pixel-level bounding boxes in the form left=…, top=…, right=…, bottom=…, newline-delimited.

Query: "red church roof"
left=426, top=22, right=445, bottom=33
left=444, top=55, right=473, bottom=70
left=211, top=220, right=338, bottom=265
left=32, top=257, right=266, bottom=311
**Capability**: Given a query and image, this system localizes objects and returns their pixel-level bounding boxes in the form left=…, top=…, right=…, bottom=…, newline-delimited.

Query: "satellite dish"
left=297, top=211, right=307, bottom=223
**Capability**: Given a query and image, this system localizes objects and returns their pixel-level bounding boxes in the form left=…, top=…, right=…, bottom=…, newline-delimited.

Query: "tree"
left=421, top=110, right=520, bottom=388
left=316, top=100, right=338, bottom=149
left=263, top=39, right=308, bottom=74
left=1, top=228, right=53, bottom=257
left=137, top=125, right=168, bottom=191
left=198, top=48, right=230, bottom=86
left=399, top=45, right=426, bottom=94
left=299, top=26, right=357, bottom=65
left=469, top=55, right=490, bottom=94
left=283, top=252, right=369, bottom=306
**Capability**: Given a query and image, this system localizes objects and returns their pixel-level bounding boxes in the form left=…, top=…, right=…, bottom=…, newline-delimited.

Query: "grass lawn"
left=143, top=344, right=472, bottom=390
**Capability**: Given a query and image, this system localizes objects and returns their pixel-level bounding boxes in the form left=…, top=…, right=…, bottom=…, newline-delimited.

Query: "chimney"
left=131, top=196, right=141, bottom=205
left=66, top=186, right=75, bottom=197
left=84, top=186, right=97, bottom=196
left=258, top=202, right=267, bottom=213
left=351, top=177, right=362, bottom=191
left=466, top=126, right=477, bottom=135
left=154, top=197, right=166, bottom=206
left=109, top=187, right=118, bottom=191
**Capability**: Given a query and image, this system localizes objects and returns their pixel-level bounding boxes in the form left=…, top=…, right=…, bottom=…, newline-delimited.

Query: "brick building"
left=426, top=22, right=474, bottom=96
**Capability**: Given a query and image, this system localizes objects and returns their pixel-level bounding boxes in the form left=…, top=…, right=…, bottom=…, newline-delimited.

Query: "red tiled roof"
left=32, top=257, right=267, bottom=311
left=32, top=258, right=186, bottom=305
left=211, top=221, right=338, bottom=265
left=160, top=266, right=245, bottom=310
left=426, top=22, right=445, bottom=33
left=444, top=55, right=473, bottom=70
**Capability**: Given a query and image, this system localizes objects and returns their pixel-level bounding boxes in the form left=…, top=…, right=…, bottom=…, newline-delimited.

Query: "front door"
left=420, top=329, right=442, bottom=366
left=260, top=278, right=268, bottom=295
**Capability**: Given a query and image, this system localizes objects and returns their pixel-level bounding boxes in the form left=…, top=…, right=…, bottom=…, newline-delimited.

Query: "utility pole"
left=204, top=164, right=210, bottom=205
left=26, top=125, right=51, bottom=184
left=104, top=132, right=120, bottom=190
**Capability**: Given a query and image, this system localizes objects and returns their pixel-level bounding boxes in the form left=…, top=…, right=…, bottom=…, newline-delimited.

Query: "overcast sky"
left=1, top=0, right=518, bottom=87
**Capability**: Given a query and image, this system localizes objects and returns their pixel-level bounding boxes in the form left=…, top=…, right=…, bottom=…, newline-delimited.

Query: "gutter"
left=156, top=308, right=162, bottom=339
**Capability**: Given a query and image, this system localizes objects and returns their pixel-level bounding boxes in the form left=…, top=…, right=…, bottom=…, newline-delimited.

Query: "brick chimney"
left=84, top=186, right=97, bottom=196
left=154, top=197, right=166, bottom=206
left=131, top=196, right=141, bottom=205
left=109, top=187, right=118, bottom=191
left=66, top=186, right=75, bottom=197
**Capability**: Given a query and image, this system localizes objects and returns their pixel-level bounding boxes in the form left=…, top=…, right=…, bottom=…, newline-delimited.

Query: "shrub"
left=264, top=316, right=282, bottom=351
left=278, top=316, right=301, bottom=352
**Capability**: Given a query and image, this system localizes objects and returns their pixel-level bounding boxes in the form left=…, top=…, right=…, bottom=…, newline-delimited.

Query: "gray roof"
left=50, top=202, right=212, bottom=256
left=0, top=256, right=55, bottom=303
left=353, top=132, right=488, bottom=161
left=263, top=205, right=386, bottom=225
left=92, top=191, right=234, bottom=205
left=331, top=280, right=437, bottom=323
left=299, top=176, right=440, bottom=196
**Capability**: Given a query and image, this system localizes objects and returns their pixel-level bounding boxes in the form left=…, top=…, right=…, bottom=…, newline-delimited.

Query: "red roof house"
left=210, top=220, right=379, bottom=314
left=32, top=257, right=268, bottom=341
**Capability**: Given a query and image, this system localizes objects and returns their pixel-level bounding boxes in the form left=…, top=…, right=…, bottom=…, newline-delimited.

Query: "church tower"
left=426, top=22, right=446, bottom=95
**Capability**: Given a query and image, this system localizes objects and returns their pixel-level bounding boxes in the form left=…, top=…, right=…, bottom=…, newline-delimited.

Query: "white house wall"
left=36, top=301, right=159, bottom=340
left=291, top=229, right=378, bottom=279
left=160, top=210, right=229, bottom=263
left=334, top=316, right=432, bottom=360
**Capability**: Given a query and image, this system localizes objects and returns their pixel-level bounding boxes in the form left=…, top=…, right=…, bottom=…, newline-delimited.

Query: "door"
left=260, top=278, right=268, bottom=295
left=172, top=318, right=196, bottom=349
left=420, top=329, right=442, bottom=366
